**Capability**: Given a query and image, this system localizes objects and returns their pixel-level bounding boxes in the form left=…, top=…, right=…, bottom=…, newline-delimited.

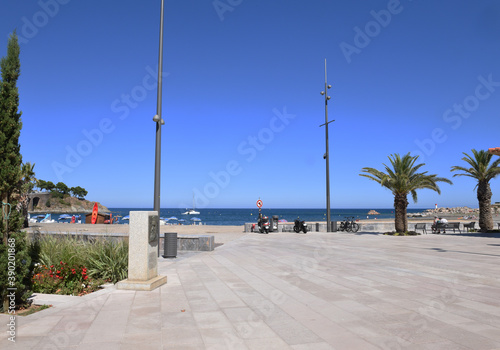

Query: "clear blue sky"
left=1, top=0, right=499, bottom=209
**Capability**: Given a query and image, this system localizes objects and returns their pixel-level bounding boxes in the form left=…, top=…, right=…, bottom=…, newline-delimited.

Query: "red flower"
left=83, top=276, right=88, bottom=280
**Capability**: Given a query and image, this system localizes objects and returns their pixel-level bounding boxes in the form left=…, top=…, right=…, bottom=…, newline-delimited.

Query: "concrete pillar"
left=116, top=211, right=167, bottom=291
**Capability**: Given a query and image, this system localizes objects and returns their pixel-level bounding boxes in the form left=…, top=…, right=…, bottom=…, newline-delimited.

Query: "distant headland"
left=27, top=192, right=109, bottom=214
left=408, top=205, right=500, bottom=218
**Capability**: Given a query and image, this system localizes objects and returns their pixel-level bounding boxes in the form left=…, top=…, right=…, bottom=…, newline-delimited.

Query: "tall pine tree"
left=0, top=32, right=31, bottom=312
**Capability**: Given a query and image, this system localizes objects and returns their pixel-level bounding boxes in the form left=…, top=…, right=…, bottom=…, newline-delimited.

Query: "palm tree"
left=450, top=149, right=500, bottom=232
left=18, top=162, right=36, bottom=228
left=360, top=153, right=452, bottom=233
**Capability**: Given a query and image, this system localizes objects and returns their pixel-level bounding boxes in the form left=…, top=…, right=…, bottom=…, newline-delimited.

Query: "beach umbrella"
left=167, top=216, right=178, bottom=221
left=190, top=217, right=201, bottom=221
left=122, top=215, right=130, bottom=221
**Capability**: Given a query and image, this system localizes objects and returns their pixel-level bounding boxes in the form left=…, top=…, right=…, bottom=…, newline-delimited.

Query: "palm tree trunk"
left=477, top=180, right=493, bottom=231
left=394, top=193, right=409, bottom=233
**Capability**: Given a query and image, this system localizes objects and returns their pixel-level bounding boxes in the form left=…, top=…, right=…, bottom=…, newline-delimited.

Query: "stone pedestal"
left=116, top=211, right=167, bottom=291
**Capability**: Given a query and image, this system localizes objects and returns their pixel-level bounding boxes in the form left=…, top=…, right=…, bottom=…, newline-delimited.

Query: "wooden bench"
left=464, top=222, right=475, bottom=232
left=414, top=223, right=427, bottom=234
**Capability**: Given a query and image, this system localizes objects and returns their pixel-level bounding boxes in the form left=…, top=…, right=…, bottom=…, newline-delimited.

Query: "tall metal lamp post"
left=153, top=0, right=165, bottom=255
left=320, top=59, right=334, bottom=232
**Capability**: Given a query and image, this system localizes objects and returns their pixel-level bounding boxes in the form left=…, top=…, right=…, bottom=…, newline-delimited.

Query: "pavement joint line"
left=4, top=231, right=500, bottom=348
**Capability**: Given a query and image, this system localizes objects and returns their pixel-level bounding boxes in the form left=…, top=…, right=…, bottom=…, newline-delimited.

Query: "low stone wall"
left=27, top=230, right=215, bottom=251
left=169, top=234, right=214, bottom=251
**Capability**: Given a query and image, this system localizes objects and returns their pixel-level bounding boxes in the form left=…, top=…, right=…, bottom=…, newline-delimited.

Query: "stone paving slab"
left=2, top=231, right=500, bottom=349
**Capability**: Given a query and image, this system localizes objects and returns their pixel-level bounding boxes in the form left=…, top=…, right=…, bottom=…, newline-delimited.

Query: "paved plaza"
left=1, top=231, right=500, bottom=349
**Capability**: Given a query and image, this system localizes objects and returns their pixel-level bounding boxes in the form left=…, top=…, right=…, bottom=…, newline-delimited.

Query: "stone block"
left=116, top=211, right=166, bottom=291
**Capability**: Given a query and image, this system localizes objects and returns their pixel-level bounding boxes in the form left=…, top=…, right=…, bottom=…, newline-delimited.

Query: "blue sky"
left=1, top=0, right=500, bottom=210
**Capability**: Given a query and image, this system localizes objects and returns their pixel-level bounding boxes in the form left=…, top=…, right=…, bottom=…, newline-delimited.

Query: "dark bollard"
left=162, top=232, right=177, bottom=258
left=330, top=221, right=337, bottom=232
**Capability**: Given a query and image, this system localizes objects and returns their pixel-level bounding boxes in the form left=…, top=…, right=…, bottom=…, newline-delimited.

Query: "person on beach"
left=432, top=216, right=439, bottom=233
left=437, top=217, right=448, bottom=234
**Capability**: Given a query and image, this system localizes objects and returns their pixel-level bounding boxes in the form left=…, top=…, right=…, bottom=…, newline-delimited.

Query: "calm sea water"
left=52, top=208, right=427, bottom=226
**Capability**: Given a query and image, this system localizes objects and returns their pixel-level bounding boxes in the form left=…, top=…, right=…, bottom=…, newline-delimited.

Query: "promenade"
left=2, top=230, right=500, bottom=349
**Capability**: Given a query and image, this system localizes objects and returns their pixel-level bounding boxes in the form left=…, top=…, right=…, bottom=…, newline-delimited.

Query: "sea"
left=47, top=208, right=430, bottom=226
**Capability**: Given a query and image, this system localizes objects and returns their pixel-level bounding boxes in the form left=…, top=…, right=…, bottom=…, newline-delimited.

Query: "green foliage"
left=58, top=198, right=69, bottom=206
left=384, top=231, right=420, bottom=236
left=45, top=199, right=51, bottom=207
left=70, top=186, right=88, bottom=199
left=51, top=191, right=63, bottom=199
left=451, top=149, right=500, bottom=185
left=0, top=32, right=22, bottom=198
left=38, top=235, right=86, bottom=267
left=45, top=181, right=55, bottom=192
left=86, top=239, right=129, bottom=283
left=32, top=262, right=100, bottom=295
left=360, top=153, right=452, bottom=233
left=0, top=219, right=32, bottom=312
left=37, top=235, right=128, bottom=287
left=360, top=153, right=453, bottom=201
left=36, top=179, right=47, bottom=191
left=55, top=182, right=70, bottom=195
left=451, top=149, right=500, bottom=232
left=0, top=32, right=32, bottom=312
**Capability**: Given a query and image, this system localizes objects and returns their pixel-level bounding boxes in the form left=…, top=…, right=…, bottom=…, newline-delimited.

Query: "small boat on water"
left=40, top=213, right=55, bottom=223
left=182, top=209, right=200, bottom=215
left=58, top=214, right=72, bottom=222
left=29, top=214, right=46, bottom=223
left=182, top=193, right=200, bottom=215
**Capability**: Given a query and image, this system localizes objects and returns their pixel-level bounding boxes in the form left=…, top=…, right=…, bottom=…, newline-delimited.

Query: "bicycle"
left=339, top=216, right=359, bottom=233
left=338, top=217, right=349, bottom=232
left=348, top=217, right=360, bottom=233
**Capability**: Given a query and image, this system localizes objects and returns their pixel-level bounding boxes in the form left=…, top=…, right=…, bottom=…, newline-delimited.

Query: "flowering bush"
left=32, top=261, right=101, bottom=295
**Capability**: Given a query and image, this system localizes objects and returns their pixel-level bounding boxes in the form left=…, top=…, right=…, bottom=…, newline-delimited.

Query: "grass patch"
left=17, top=304, right=51, bottom=316
left=384, top=231, right=420, bottom=236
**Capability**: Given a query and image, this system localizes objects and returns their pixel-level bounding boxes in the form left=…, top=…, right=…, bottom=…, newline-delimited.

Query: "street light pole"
left=153, top=0, right=165, bottom=255
left=153, top=0, right=164, bottom=212
left=320, top=59, right=334, bottom=232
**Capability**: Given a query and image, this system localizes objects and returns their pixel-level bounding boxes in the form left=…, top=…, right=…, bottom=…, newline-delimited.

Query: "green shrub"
left=86, top=239, right=128, bottom=283
left=58, top=198, right=69, bottom=206
left=38, top=235, right=86, bottom=267
left=45, top=199, right=51, bottom=207
left=32, top=262, right=100, bottom=295
left=36, top=235, right=128, bottom=292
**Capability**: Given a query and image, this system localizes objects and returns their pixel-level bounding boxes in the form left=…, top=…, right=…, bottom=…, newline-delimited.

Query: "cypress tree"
left=0, top=32, right=31, bottom=312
